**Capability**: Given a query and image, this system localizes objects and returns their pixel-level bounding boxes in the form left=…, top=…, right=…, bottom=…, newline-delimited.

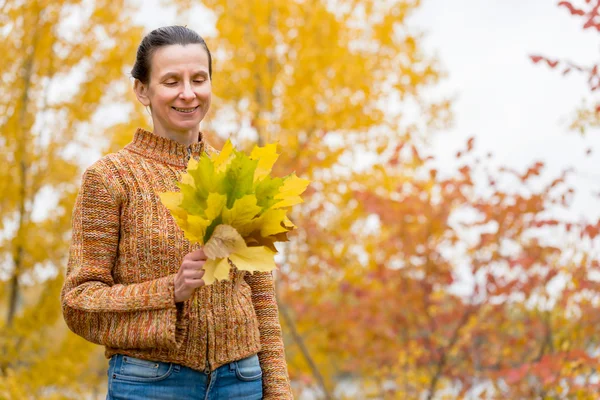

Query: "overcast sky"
left=411, top=0, right=600, bottom=220
left=135, top=0, right=600, bottom=221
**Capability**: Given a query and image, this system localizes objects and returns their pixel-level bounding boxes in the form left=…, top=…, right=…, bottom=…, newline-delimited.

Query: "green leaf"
left=188, top=154, right=226, bottom=201
left=255, top=176, right=284, bottom=210
left=178, top=182, right=206, bottom=215
left=223, top=152, right=258, bottom=208
left=204, top=216, right=223, bottom=244
left=187, top=154, right=213, bottom=201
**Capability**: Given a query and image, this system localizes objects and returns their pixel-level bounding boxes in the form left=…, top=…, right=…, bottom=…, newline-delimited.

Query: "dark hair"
left=131, top=26, right=212, bottom=84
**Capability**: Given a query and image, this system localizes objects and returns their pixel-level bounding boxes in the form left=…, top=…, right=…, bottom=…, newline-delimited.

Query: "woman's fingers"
left=183, top=264, right=205, bottom=280
left=175, top=249, right=208, bottom=302
left=185, top=248, right=207, bottom=261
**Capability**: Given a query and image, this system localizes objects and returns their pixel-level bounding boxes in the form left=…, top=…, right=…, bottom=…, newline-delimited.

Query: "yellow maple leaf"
left=181, top=172, right=195, bottom=186
left=259, top=208, right=289, bottom=237
left=222, top=195, right=262, bottom=236
left=272, top=173, right=311, bottom=209
left=213, top=139, right=234, bottom=172
left=187, top=156, right=199, bottom=171
left=282, top=214, right=296, bottom=229
left=158, top=191, right=183, bottom=213
left=205, top=193, right=227, bottom=221
left=202, top=257, right=231, bottom=285
left=158, top=192, right=188, bottom=225
left=229, top=246, right=277, bottom=272
left=183, top=214, right=211, bottom=243
left=250, top=143, right=279, bottom=182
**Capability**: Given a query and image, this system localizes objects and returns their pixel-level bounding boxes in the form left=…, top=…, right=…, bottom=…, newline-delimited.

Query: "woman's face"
left=138, top=44, right=212, bottom=135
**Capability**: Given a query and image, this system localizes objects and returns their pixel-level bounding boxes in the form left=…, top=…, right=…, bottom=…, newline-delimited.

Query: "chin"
left=171, top=120, right=202, bottom=131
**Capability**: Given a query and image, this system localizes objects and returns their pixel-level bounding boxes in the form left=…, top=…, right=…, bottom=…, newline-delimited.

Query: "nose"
left=179, top=82, right=195, bottom=101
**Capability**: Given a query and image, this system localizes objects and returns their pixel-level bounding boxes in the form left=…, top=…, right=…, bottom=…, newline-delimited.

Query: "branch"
left=277, top=300, right=335, bottom=400
left=426, top=307, right=474, bottom=400
left=275, top=242, right=335, bottom=400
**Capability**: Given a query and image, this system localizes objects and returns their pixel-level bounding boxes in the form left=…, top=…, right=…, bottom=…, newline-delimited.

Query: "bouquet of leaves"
left=158, top=140, right=310, bottom=285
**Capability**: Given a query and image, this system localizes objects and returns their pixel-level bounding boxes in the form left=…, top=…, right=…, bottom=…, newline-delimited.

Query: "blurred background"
left=2, top=0, right=600, bottom=398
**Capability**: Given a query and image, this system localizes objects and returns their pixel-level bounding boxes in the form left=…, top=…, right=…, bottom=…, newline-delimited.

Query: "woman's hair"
left=131, top=25, right=212, bottom=84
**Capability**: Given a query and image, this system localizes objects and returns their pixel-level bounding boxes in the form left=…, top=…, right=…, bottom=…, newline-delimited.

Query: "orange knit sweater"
left=60, top=128, right=293, bottom=399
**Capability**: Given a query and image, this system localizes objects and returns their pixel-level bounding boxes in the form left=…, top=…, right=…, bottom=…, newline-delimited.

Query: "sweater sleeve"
left=61, top=167, right=187, bottom=350
left=245, top=271, right=293, bottom=399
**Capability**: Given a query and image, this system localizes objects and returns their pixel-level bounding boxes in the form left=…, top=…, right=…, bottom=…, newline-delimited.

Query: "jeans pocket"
left=112, top=355, right=174, bottom=383
left=234, top=354, right=262, bottom=382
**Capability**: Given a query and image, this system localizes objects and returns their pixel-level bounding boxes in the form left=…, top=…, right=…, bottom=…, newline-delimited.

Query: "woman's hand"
left=174, top=248, right=207, bottom=303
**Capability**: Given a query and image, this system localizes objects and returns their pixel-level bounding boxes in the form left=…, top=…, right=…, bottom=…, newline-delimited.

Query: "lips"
left=172, top=106, right=199, bottom=113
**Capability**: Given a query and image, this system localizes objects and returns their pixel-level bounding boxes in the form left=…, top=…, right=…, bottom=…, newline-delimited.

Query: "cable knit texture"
left=61, top=128, right=293, bottom=399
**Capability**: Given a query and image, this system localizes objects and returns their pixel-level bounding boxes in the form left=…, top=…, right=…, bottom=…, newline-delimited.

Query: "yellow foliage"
left=1, top=0, right=143, bottom=396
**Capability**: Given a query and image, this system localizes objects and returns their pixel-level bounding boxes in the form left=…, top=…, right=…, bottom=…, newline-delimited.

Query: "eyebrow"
left=159, top=71, right=209, bottom=80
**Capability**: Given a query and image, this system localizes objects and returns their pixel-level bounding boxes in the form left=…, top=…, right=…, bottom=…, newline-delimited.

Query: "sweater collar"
left=125, top=128, right=206, bottom=167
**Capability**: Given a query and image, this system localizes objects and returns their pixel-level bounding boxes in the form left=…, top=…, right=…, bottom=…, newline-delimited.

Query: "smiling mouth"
left=172, top=106, right=199, bottom=113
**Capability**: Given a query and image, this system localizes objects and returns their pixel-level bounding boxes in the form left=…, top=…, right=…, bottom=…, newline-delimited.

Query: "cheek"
left=198, top=83, right=212, bottom=99
left=150, top=88, right=177, bottom=107
left=201, top=93, right=211, bottom=114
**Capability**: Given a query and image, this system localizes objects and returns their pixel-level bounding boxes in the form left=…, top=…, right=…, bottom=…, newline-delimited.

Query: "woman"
left=60, top=26, right=293, bottom=400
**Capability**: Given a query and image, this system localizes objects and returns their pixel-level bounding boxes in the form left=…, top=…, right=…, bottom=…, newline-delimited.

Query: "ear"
left=133, top=79, right=151, bottom=107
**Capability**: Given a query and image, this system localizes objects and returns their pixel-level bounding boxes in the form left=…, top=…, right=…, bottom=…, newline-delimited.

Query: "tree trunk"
left=6, top=9, right=40, bottom=327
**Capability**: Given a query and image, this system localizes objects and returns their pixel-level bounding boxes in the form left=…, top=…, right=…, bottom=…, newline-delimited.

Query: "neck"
left=153, top=123, right=200, bottom=146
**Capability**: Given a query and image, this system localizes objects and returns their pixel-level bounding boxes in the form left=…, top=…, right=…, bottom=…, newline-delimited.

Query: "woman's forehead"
left=151, top=44, right=209, bottom=74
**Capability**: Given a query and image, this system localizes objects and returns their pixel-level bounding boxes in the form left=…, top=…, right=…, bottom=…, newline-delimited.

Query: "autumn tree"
left=338, top=145, right=600, bottom=398
left=0, top=0, right=143, bottom=397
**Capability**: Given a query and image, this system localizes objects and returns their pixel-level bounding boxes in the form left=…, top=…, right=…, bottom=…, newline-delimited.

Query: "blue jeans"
left=106, top=353, right=263, bottom=400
